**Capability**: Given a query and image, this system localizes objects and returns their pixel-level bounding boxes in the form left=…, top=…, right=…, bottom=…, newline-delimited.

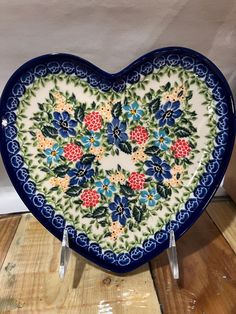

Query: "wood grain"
left=224, top=140, right=236, bottom=203
left=207, top=199, right=236, bottom=254
left=0, top=214, right=161, bottom=314
left=0, top=215, right=21, bottom=269
left=150, top=211, right=236, bottom=314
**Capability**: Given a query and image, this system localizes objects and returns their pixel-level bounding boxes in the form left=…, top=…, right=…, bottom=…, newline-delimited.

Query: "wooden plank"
left=0, top=214, right=161, bottom=314
left=207, top=198, right=236, bottom=254
left=0, top=214, right=21, bottom=269
left=150, top=211, right=236, bottom=314
left=224, top=140, right=236, bottom=203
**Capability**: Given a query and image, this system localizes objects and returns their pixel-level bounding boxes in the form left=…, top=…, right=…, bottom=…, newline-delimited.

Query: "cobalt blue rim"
left=0, top=46, right=235, bottom=273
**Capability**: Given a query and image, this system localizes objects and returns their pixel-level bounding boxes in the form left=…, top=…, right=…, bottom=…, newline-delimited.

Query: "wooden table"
left=0, top=198, right=236, bottom=314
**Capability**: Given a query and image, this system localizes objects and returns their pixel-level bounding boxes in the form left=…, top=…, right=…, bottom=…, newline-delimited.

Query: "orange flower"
left=109, top=221, right=124, bottom=241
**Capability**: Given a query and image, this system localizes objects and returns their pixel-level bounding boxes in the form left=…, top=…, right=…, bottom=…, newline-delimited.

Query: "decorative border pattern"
left=0, top=47, right=235, bottom=273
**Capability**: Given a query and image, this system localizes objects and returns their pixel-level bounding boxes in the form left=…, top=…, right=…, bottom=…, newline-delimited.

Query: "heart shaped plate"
left=0, top=47, right=235, bottom=273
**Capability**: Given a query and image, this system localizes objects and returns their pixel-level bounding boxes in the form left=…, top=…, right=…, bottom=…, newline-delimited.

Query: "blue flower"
left=113, top=79, right=126, bottom=93
left=145, top=156, right=172, bottom=181
left=52, top=215, right=65, bottom=229
left=34, top=64, right=47, bottom=77
left=81, top=132, right=101, bottom=149
left=95, top=178, right=116, bottom=197
left=156, top=101, right=182, bottom=127
left=130, top=247, right=143, bottom=261
left=76, top=233, right=89, bottom=247
left=181, top=56, right=194, bottom=70
left=76, top=65, right=88, bottom=78
left=139, top=188, right=160, bottom=206
left=33, top=194, right=45, bottom=207
left=20, top=71, right=34, bottom=85
left=62, top=62, right=75, bottom=74
left=47, top=62, right=61, bottom=74
left=140, top=62, right=153, bottom=75
left=44, top=144, right=63, bottom=164
left=88, top=74, right=100, bottom=87
left=7, top=141, right=20, bottom=154
left=109, top=195, right=131, bottom=226
left=154, top=230, right=168, bottom=243
left=16, top=168, right=29, bottom=182
left=117, top=253, right=131, bottom=266
left=127, top=71, right=140, bottom=84
left=68, top=162, right=94, bottom=186
left=6, top=97, right=19, bottom=110
left=107, top=118, right=128, bottom=146
left=195, top=64, right=208, bottom=78
left=167, top=54, right=180, bottom=66
left=99, top=79, right=112, bottom=92
left=52, top=111, right=77, bottom=138
left=153, top=130, right=171, bottom=150
left=12, top=83, right=25, bottom=97
left=153, top=56, right=165, bottom=68
left=143, top=239, right=156, bottom=252
left=123, top=102, right=144, bottom=121
left=103, top=250, right=117, bottom=264
left=41, top=205, right=54, bottom=218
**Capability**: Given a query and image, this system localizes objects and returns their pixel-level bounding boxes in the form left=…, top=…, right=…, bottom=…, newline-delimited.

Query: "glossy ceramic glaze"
left=0, top=47, right=235, bottom=272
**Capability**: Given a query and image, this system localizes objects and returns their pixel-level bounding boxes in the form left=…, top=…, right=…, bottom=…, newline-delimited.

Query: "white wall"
left=1, top=0, right=235, bottom=212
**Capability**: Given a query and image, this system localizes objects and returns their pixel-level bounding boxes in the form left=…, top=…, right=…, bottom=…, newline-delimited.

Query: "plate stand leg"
left=59, top=228, right=71, bottom=280
left=167, top=230, right=179, bottom=279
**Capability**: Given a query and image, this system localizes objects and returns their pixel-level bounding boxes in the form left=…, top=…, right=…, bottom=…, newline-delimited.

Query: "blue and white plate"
left=0, top=47, right=235, bottom=272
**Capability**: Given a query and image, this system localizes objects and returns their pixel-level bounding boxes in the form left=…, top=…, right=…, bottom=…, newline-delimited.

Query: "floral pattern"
left=2, top=49, right=232, bottom=273
left=21, top=75, right=199, bottom=243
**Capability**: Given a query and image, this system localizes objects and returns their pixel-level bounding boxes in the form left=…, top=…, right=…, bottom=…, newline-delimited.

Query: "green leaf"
left=177, top=90, right=183, bottom=97
left=92, top=206, right=108, bottom=218
left=133, top=206, right=143, bottom=223
left=144, top=146, right=161, bottom=156
left=38, top=103, right=44, bottom=111
left=128, top=221, right=134, bottom=231
left=60, top=155, right=66, bottom=162
left=37, top=153, right=46, bottom=158
left=120, top=184, right=134, bottom=197
left=54, top=164, right=69, bottom=177
left=156, top=183, right=172, bottom=199
left=74, top=106, right=85, bottom=123
left=49, top=92, right=54, bottom=102
left=80, top=154, right=95, bottom=164
left=41, top=126, right=58, bottom=139
left=104, top=231, right=111, bottom=237
left=69, top=93, right=77, bottom=104
left=66, top=186, right=81, bottom=197
left=164, top=82, right=171, bottom=91
left=91, top=101, right=96, bottom=109
left=50, top=186, right=59, bottom=192
left=111, top=102, right=122, bottom=118
left=40, top=167, right=50, bottom=173
left=148, top=97, right=160, bottom=114
left=183, top=158, right=193, bottom=165
left=186, top=91, right=193, bottom=100
left=74, top=199, right=83, bottom=205
left=175, top=127, right=191, bottom=138
left=29, top=131, right=36, bottom=137
left=118, top=141, right=132, bottom=154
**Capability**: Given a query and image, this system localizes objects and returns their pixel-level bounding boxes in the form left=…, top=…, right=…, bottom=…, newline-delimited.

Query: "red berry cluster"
left=171, top=139, right=191, bottom=158
left=84, top=111, right=102, bottom=131
left=64, top=143, right=83, bottom=161
left=130, top=126, right=148, bottom=144
left=80, top=189, right=100, bottom=208
left=128, top=172, right=145, bottom=190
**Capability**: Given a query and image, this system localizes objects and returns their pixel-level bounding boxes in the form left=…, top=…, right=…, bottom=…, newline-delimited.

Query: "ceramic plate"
left=0, top=47, right=235, bottom=273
